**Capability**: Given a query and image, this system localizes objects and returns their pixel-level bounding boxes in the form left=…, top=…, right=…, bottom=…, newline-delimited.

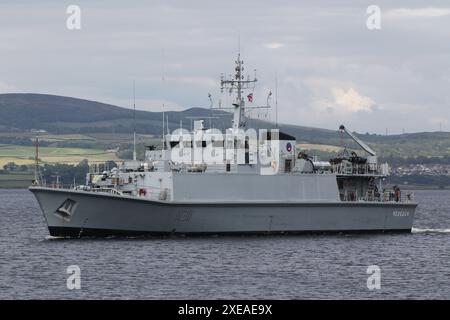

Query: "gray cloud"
left=1, top=0, right=449, bottom=133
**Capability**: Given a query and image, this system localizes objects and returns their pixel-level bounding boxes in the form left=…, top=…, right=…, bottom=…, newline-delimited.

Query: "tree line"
left=2, top=160, right=116, bottom=186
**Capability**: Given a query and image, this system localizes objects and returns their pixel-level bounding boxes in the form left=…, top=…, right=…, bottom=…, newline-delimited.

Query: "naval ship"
left=30, top=55, right=417, bottom=237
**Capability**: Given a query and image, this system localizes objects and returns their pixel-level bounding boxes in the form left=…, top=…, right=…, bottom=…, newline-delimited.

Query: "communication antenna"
left=162, top=103, right=165, bottom=150
left=33, top=129, right=44, bottom=186
left=275, top=75, right=278, bottom=129
left=166, top=115, right=169, bottom=135
left=133, top=80, right=137, bottom=161
left=161, top=47, right=166, bottom=150
left=34, top=131, right=39, bottom=185
left=266, top=90, right=273, bottom=121
left=208, top=93, right=213, bottom=108
left=208, top=93, right=213, bottom=127
left=238, top=33, right=241, bottom=59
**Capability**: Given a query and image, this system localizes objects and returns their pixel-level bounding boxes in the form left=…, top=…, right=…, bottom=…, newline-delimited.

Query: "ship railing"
left=79, top=185, right=170, bottom=201
left=332, top=163, right=385, bottom=176
left=81, top=187, right=124, bottom=196
left=45, top=182, right=75, bottom=189
left=340, top=190, right=415, bottom=203
left=45, top=181, right=171, bottom=201
left=41, top=181, right=116, bottom=192
left=88, top=161, right=121, bottom=174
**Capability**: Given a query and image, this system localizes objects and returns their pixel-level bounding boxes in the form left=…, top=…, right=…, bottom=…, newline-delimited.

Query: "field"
left=38, top=133, right=96, bottom=142
left=297, top=143, right=343, bottom=153
left=0, top=132, right=157, bottom=146
left=37, top=133, right=154, bottom=143
left=0, top=140, right=350, bottom=168
left=0, top=144, right=120, bottom=167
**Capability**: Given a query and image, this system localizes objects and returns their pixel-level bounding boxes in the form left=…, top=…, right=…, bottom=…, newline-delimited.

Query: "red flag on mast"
left=247, top=93, right=253, bottom=102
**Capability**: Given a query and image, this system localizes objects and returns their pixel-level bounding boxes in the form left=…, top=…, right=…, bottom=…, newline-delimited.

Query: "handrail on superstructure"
left=331, top=163, right=385, bottom=176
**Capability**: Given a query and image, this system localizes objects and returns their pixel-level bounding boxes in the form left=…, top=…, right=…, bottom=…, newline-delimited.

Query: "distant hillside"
left=0, top=93, right=230, bottom=135
left=0, top=93, right=340, bottom=141
left=2, top=93, right=450, bottom=158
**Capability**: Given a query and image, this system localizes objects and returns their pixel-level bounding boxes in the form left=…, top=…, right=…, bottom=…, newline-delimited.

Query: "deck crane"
left=339, top=125, right=376, bottom=156
left=338, top=124, right=378, bottom=170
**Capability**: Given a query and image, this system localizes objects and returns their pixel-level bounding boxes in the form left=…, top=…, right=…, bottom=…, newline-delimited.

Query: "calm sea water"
left=0, top=188, right=449, bottom=299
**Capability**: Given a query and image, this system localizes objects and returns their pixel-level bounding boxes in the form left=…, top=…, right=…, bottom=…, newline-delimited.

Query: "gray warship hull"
left=30, top=187, right=417, bottom=237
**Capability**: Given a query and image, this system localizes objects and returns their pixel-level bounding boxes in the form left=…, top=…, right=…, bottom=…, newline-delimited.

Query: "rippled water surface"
left=0, top=189, right=449, bottom=299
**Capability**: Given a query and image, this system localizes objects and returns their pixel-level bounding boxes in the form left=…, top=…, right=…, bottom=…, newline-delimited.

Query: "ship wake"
left=412, top=227, right=450, bottom=234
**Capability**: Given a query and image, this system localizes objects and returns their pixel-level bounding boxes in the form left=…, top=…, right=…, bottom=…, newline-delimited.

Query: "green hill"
left=0, top=93, right=343, bottom=143
left=1, top=93, right=450, bottom=158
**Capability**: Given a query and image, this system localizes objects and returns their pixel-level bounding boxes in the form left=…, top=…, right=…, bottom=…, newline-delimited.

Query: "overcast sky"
left=1, top=0, right=450, bottom=134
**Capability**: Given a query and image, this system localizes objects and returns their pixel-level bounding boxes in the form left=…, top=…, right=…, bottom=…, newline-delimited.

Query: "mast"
left=220, top=53, right=257, bottom=130
left=34, top=131, right=39, bottom=185
left=166, top=115, right=169, bottom=134
left=162, top=103, right=165, bottom=150
left=161, top=48, right=166, bottom=150
left=133, top=80, right=137, bottom=161
left=275, top=75, right=278, bottom=129
left=234, top=54, right=242, bottom=130
left=33, top=129, right=44, bottom=185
